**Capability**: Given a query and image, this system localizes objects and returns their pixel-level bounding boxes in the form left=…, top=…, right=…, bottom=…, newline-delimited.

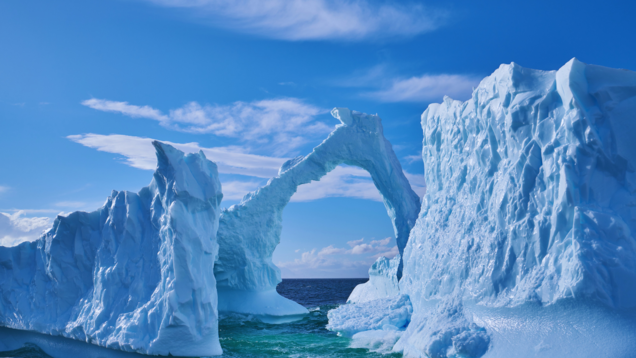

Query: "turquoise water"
left=220, top=278, right=401, bottom=357
left=0, top=279, right=401, bottom=358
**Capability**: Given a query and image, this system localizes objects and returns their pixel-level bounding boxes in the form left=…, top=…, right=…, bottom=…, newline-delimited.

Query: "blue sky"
left=1, top=0, right=635, bottom=278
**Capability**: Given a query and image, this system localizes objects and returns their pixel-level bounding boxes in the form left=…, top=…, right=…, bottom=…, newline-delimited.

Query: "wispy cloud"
left=0, top=211, right=52, bottom=247
left=292, top=166, right=382, bottom=202
left=0, top=186, right=9, bottom=194
left=404, top=151, right=422, bottom=164
left=82, top=98, right=167, bottom=121
left=364, top=74, right=480, bottom=103
left=403, top=172, right=426, bottom=197
left=220, top=180, right=266, bottom=201
left=67, top=134, right=286, bottom=178
left=143, top=0, right=447, bottom=41
left=82, top=98, right=332, bottom=155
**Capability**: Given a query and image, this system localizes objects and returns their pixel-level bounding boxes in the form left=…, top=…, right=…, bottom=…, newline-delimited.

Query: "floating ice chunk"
left=350, top=329, right=404, bottom=354
left=326, top=294, right=412, bottom=337
left=347, top=254, right=400, bottom=303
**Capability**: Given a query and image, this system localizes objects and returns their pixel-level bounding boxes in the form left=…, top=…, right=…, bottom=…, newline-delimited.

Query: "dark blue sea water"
left=0, top=279, right=402, bottom=358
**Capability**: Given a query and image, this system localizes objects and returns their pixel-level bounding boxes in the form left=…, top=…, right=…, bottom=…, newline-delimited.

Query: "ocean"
left=0, top=278, right=401, bottom=358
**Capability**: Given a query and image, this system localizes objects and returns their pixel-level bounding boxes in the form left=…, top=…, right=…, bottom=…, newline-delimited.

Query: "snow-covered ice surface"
left=347, top=254, right=401, bottom=303
left=0, top=142, right=223, bottom=356
left=395, top=58, right=636, bottom=357
left=215, top=108, right=421, bottom=319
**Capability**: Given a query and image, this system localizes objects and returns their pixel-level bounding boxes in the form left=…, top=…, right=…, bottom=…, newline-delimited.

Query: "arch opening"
left=213, top=108, right=421, bottom=320
left=275, top=164, right=399, bottom=279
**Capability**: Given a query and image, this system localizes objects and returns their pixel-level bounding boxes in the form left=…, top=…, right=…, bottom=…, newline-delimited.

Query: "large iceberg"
left=332, top=59, right=636, bottom=357
left=0, top=142, right=223, bottom=356
left=214, top=108, right=421, bottom=319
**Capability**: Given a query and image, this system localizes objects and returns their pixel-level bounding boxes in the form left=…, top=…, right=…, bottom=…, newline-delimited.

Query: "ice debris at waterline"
left=331, top=59, right=636, bottom=358
left=0, top=142, right=223, bottom=357
left=327, top=294, right=412, bottom=337
left=214, top=107, right=421, bottom=318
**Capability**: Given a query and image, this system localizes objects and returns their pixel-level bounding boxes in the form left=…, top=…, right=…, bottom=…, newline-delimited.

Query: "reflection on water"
left=0, top=343, right=54, bottom=358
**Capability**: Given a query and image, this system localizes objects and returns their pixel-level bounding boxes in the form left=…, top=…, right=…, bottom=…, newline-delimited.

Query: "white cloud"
left=404, top=153, right=422, bottom=164
left=403, top=172, right=426, bottom=197
left=318, top=245, right=348, bottom=256
left=347, top=238, right=364, bottom=247
left=67, top=134, right=287, bottom=178
left=0, top=211, right=52, bottom=247
left=277, top=237, right=397, bottom=278
left=0, top=186, right=9, bottom=194
left=82, top=98, right=167, bottom=121
left=82, top=98, right=332, bottom=155
left=278, top=248, right=373, bottom=278
left=291, top=166, right=381, bottom=202
left=143, top=0, right=447, bottom=41
left=370, top=245, right=399, bottom=260
left=365, top=74, right=480, bottom=103
left=220, top=180, right=265, bottom=201
left=370, top=237, right=391, bottom=246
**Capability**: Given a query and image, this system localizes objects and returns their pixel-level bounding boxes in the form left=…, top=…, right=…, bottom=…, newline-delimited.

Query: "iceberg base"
left=217, top=289, right=308, bottom=323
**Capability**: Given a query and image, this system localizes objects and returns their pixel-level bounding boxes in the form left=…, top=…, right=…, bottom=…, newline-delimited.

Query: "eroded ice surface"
left=332, top=59, right=636, bottom=357
left=0, top=142, right=223, bottom=357
left=347, top=254, right=401, bottom=304
left=327, top=294, right=412, bottom=337
left=215, top=108, right=420, bottom=319
left=398, top=58, right=636, bottom=357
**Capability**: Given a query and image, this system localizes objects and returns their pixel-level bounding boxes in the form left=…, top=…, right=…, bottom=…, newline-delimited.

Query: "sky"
left=1, top=0, right=635, bottom=278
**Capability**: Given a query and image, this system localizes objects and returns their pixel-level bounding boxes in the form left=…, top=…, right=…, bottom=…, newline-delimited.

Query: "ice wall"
left=215, top=108, right=421, bottom=319
left=395, top=59, right=636, bottom=357
left=0, top=142, right=223, bottom=357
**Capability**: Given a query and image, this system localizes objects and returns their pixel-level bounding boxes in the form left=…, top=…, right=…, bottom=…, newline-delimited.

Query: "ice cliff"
left=214, top=108, right=421, bottom=320
left=331, top=59, right=636, bottom=357
left=0, top=142, right=223, bottom=357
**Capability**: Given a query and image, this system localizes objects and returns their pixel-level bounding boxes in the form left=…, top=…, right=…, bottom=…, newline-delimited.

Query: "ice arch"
left=214, top=108, right=421, bottom=320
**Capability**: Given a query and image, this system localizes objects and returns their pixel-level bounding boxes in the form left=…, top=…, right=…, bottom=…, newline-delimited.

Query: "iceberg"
left=214, top=108, right=421, bottom=320
left=0, top=142, right=223, bottom=357
left=332, top=59, right=636, bottom=357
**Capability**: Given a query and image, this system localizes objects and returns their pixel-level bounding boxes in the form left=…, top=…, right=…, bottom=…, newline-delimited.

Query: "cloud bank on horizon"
left=278, top=237, right=398, bottom=278
left=142, top=0, right=447, bottom=41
